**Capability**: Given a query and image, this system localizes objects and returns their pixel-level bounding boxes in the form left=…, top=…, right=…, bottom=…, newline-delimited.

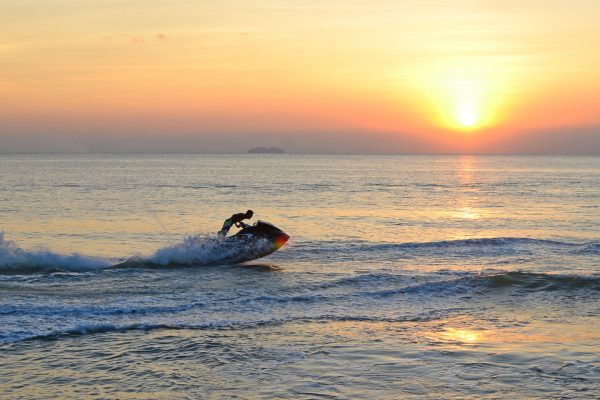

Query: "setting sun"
left=439, top=69, right=501, bottom=132
left=0, top=1, right=598, bottom=153
left=457, top=103, right=479, bottom=128
left=414, top=61, right=506, bottom=135
left=450, top=75, right=485, bottom=130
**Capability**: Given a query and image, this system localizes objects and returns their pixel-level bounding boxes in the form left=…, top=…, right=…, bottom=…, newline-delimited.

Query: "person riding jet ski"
left=217, top=209, right=253, bottom=237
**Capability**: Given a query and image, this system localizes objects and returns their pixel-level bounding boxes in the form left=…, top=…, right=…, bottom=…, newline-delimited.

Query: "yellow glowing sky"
left=1, top=1, right=599, bottom=152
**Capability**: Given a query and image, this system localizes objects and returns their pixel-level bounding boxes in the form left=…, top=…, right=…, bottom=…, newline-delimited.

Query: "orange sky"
left=1, top=1, right=599, bottom=153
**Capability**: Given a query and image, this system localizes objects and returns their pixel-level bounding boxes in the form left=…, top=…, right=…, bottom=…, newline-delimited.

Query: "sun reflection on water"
left=454, top=207, right=480, bottom=220
left=437, top=327, right=483, bottom=344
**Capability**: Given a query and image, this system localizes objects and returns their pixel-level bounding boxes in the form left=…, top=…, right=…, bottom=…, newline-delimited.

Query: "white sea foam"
left=0, top=232, right=111, bottom=273
left=149, top=234, right=274, bottom=266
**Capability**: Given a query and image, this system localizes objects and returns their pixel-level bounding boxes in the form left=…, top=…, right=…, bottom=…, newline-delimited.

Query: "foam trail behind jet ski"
left=0, top=232, right=111, bottom=274
left=146, top=234, right=274, bottom=266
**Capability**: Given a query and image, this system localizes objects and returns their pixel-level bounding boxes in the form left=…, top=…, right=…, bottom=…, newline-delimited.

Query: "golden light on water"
left=424, top=326, right=484, bottom=346
left=455, top=207, right=480, bottom=220
left=454, top=156, right=481, bottom=219
left=441, top=328, right=482, bottom=344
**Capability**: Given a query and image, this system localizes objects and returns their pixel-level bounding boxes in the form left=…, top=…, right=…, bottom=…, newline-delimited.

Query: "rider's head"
left=246, top=209, right=254, bottom=218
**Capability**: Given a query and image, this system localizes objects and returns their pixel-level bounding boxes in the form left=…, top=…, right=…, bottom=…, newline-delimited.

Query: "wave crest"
left=484, top=271, right=600, bottom=291
left=362, top=271, right=600, bottom=298
left=0, top=232, right=111, bottom=274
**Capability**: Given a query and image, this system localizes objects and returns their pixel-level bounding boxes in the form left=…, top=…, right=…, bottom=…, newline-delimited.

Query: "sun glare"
left=458, top=112, right=476, bottom=127
left=449, top=75, right=486, bottom=130
left=417, top=63, right=505, bottom=132
left=457, top=104, right=478, bottom=128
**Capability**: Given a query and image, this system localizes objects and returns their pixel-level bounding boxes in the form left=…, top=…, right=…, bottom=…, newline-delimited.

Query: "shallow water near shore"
left=1, top=154, right=599, bottom=399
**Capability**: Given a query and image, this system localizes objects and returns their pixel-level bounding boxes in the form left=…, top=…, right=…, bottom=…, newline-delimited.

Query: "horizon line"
left=1, top=151, right=599, bottom=156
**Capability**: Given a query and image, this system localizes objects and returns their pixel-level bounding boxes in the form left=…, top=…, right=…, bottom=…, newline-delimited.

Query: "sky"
left=1, top=0, right=599, bottom=153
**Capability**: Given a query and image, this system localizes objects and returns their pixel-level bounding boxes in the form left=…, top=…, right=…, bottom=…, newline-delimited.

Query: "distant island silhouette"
left=246, top=146, right=286, bottom=154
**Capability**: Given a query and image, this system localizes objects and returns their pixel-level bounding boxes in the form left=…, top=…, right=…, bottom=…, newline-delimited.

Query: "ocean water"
left=0, top=154, right=599, bottom=399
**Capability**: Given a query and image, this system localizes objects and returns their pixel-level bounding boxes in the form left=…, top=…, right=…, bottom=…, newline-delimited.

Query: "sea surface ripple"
left=0, top=154, right=599, bottom=399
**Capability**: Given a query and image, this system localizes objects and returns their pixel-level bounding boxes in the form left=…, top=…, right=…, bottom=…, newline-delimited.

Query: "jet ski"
left=224, top=220, right=290, bottom=261
left=110, top=221, right=289, bottom=269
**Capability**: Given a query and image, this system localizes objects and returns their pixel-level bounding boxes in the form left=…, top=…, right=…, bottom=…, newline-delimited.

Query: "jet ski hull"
left=225, top=221, right=290, bottom=262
